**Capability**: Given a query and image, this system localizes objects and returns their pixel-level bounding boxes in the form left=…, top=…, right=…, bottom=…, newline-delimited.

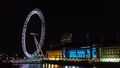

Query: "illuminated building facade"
left=99, top=46, right=120, bottom=62
left=46, top=50, right=63, bottom=60
left=62, top=44, right=97, bottom=60
left=46, top=44, right=120, bottom=62
left=46, top=43, right=98, bottom=61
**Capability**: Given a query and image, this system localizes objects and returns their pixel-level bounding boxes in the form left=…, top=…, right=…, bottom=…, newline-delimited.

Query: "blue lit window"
left=77, top=50, right=82, bottom=58
left=92, top=48, right=97, bottom=58
left=81, top=50, right=85, bottom=58
left=86, top=49, right=90, bottom=58
left=69, top=50, right=77, bottom=58
left=77, top=50, right=85, bottom=58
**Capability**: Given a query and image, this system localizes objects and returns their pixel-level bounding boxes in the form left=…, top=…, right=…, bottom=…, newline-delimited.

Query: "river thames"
left=6, top=63, right=118, bottom=68
left=11, top=64, right=96, bottom=68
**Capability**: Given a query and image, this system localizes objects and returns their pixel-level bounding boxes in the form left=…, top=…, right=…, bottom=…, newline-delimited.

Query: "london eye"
left=22, top=9, right=45, bottom=58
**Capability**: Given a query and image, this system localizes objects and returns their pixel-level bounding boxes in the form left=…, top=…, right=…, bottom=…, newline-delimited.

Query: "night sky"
left=0, top=0, right=120, bottom=56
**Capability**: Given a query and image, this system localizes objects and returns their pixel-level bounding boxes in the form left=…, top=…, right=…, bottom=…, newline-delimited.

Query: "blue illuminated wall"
left=77, top=50, right=82, bottom=58
left=69, top=49, right=91, bottom=59
left=86, top=49, right=91, bottom=58
left=77, top=50, right=85, bottom=58
left=62, top=45, right=97, bottom=59
left=69, top=50, right=77, bottom=58
left=92, top=48, right=97, bottom=58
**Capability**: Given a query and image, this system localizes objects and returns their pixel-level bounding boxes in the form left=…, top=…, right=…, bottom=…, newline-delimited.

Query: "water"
left=11, top=64, right=95, bottom=68
left=1, top=63, right=118, bottom=68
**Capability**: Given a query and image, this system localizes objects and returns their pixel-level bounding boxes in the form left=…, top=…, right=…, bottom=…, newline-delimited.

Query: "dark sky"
left=0, top=0, right=120, bottom=55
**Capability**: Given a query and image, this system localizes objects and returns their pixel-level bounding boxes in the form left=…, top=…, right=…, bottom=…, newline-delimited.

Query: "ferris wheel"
left=22, top=9, right=45, bottom=58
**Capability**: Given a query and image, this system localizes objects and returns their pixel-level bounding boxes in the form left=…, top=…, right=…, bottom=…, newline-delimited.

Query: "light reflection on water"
left=12, top=64, right=95, bottom=68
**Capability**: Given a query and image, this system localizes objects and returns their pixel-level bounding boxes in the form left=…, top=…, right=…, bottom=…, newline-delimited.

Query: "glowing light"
left=64, top=66, right=69, bottom=68
left=51, top=64, right=54, bottom=68
left=54, top=64, right=58, bottom=68
left=72, top=66, right=76, bottom=68
left=42, top=64, right=45, bottom=68
left=100, top=58, right=120, bottom=62
left=46, top=50, right=62, bottom=60
left=45, top=63, right=48, bottom=68
left=48, top=64, right=50, bottom=68
left=93, top=67, right=97, bottom=68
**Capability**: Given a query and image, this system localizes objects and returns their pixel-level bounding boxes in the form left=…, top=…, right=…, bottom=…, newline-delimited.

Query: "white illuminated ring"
left=22, top=9, right=45, bottom=57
